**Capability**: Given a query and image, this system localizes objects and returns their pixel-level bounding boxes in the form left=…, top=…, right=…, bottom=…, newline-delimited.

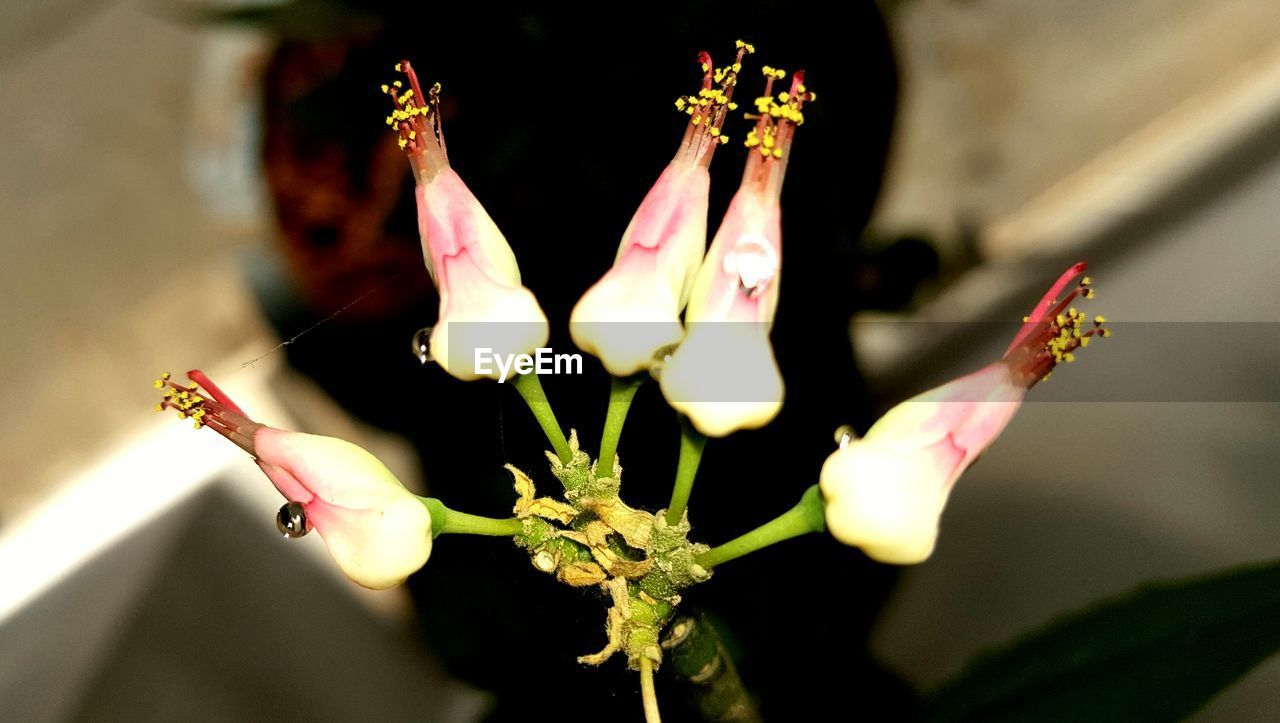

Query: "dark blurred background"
left=3, top=0, right=1280, bottom=720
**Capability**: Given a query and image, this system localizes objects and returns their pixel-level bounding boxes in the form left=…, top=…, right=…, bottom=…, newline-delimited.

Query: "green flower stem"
left=664, top=417, right=707, bottom=526
left=423, top=498, right=523, bottom=538
left=511, top=372, right=572, bottom=463
left=695, top=485, right=825, bottom=568
left=662, top=612, right=760, bottom=721
left=597, top=375, right=644, bottom=479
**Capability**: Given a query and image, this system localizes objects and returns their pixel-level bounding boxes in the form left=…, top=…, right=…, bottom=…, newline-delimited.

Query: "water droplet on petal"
left=833, top=424, right=857, bottom=449
left=723, top=235, right=778, bottom=297
left=276, top=501, right=310, bottom=538
left=648, top=343, right=680, bottom=381
left=410, top=326, right=434, bottom=364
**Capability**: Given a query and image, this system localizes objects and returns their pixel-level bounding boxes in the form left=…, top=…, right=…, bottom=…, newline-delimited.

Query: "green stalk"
left=597, top=375, right=644, bottom=478
left=511, top=372, right=572, bottom=463
left=663, top=613, right=760, bottom=722
left=422, top=498, right=523, bottom=538
left=664, top=417, right=707, bottom=526
left=695, top=485, right=825, bottom=568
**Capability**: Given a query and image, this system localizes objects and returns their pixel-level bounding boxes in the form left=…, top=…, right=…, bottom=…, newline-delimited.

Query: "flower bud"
left=820, top=264, right=1107, bottom=563
left=385, top=62, right=548, bottom=380
left=820, top=363, right=1023, bottom=563
left=155, top=370, right=432, bottom=589
left=660, top=67, right=814, bottom=436
left=571, top=46, right=750, bottom=376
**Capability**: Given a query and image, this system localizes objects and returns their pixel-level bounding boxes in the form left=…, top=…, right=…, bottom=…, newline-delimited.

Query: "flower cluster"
left=154, top=41, right=1105, bottom=721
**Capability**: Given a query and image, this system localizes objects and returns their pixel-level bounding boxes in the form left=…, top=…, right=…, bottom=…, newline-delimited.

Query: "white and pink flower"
left=570, top=44, right=752, bottom=377
left=386, top=62, right=548, bottom=381
left=156, top=370, right=432, bottom=589
left=820, top=264, right=1108, bottom=564
left=659, top=66, right=814, bottom=437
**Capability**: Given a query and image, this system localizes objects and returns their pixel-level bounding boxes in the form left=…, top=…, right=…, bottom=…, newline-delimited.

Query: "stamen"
left=152, top=371, right=261, bottom=454
left=739, top=63, right=815, bottom=194
left=675, top=41, right=754, bottom=165
left=382, top=60, right=447, bottom=176
left=1003, top=269, right=1109, bottom=387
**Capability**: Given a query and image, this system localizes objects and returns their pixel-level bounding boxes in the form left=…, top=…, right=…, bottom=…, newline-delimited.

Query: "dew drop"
left=723, top=235, right=778, bottom=297
left=410, top=326, right=434, bottom=364
left=833, top=424, right=857, bottom=449
left=276, top=501, right=310, bottom=539
left=648, top=343, right=680, bottom=381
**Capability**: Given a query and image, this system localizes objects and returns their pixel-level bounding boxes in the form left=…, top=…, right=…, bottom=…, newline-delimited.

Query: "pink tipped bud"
left=154, top=371, right=431, bottom=589
left=384, top=62, right=549, bottom=381
left=658, top=59, right=810, bottom=436
left=571, top=43, right=753, bottom=376
left=819, top=264, right=1107, bottom=563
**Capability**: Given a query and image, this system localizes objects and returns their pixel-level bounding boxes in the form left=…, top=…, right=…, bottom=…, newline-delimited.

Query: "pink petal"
left=621, top=164, right=709, bottom=252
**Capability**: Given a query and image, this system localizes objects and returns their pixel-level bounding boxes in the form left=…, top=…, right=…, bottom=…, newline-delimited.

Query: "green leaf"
left=924, top=559, right=1280, bottom=722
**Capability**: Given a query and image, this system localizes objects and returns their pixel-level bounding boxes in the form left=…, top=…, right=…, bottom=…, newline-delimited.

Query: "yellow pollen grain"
left=1095, top=315, right=1107, bottom=324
